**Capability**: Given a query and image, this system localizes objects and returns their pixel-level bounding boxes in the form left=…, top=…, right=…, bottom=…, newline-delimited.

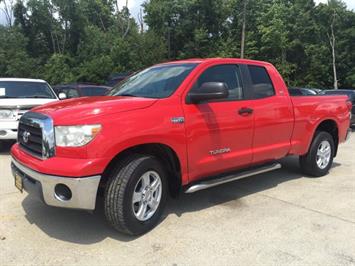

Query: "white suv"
left=0, top=78, right=59, bottom=142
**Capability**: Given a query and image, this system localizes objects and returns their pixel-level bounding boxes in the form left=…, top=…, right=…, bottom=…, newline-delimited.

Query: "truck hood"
left=0, top=98, right=57, bottom=109
left=32, top=96, right=158, bottom=124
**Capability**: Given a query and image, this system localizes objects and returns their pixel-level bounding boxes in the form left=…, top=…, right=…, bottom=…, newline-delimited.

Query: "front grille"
left=18, top=112, right=55, bottom=159
left=18, top=122, right=43, bottom=157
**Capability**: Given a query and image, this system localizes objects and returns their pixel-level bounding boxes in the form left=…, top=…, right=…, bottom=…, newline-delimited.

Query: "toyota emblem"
left=23, top=131, right=31, bottom=143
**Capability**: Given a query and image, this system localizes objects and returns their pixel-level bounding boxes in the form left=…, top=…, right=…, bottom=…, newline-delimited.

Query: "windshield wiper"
left=0, top=96, right=21, bottom=98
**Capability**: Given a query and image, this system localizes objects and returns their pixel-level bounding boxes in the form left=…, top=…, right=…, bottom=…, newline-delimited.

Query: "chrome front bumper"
left=0, top=129, right=17, bottom=140
left=0, top=121, right=18, bottom=139
left=11, top=158, right=101, bottom=210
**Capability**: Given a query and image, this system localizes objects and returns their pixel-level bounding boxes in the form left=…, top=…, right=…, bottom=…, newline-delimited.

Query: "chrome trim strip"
left=19, top=112, right=55, bottom=159
left=185, top=163, right=282, bottom=193
left=12, top=157, right=101, bottom=210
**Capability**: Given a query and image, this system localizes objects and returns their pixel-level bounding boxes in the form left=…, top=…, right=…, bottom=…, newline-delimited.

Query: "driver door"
left=183, top=64, right=254, bottom=182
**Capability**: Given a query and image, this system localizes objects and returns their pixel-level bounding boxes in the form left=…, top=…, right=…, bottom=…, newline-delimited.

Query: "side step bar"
left=185, top=163, right=282, bottom=194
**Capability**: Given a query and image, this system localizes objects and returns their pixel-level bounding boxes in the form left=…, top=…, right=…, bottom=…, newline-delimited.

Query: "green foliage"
left=0, top=0, right=354, bottom=88
left=43, top=53, right=75, bottom=84
left=0, top=26, right=38, bottom=77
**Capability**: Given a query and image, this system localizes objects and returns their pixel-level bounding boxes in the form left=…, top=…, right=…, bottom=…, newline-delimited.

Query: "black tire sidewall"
left=121, top=157, right=168, bottom=235
left=304, top=131, right=335, bottom=176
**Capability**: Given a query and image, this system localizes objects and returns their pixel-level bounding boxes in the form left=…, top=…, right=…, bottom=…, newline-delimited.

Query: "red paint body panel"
left=11, top=143, right=108, bottom=177
left=11, top=58, right=351, bottom=186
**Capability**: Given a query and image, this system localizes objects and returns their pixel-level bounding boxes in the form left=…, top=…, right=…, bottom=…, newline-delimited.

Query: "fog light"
left=54, top=184, right=72, bottom=201
left=0, top=130, right=6, bottom=136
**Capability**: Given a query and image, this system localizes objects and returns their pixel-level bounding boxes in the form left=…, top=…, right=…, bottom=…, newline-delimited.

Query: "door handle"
left=238, top=107, right=254, bottom=116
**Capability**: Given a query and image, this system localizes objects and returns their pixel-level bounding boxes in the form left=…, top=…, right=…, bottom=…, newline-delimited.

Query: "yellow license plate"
left=14, top=173, right=23, bottom=192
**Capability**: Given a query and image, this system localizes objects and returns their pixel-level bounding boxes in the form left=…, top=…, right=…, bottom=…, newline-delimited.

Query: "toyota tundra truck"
left=11, top=58, right=352, bottom=235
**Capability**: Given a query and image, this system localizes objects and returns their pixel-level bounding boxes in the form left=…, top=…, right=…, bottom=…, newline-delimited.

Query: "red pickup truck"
left=11, top=58, right=352, bottom=235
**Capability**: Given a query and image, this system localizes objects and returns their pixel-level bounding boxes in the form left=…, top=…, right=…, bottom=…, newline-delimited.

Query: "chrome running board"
left=185, top=163, right=282, bottom=194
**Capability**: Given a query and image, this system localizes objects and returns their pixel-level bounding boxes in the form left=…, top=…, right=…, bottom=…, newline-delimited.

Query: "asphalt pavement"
left=1, top=133, right=354, bottom=265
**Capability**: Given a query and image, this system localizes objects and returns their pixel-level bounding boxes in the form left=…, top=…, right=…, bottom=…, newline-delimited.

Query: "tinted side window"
left=81, top=87, right=108, bottom=96
left=248, top=65, right=275, bottom=99
left=193, top=65, right=243, bottom=100
left=288, top=88, right=302, bottom=96
left=63, top=88, right=80, bottom=98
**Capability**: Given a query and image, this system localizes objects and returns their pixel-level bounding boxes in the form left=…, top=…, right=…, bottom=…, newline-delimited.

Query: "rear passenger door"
left=245, top=64, right=294, bottom=163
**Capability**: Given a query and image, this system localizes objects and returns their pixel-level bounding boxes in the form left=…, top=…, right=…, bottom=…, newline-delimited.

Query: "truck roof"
left=157, top=57, right=271, bottom=66
left=0, top=78, right=47, bottom=83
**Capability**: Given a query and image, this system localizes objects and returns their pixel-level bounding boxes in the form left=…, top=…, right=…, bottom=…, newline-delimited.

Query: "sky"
left=1, top=0, right=355, bottom=26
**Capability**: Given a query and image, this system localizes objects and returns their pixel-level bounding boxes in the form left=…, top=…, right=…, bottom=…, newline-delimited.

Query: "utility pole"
left=167, top=27, right=171, bottom=59
left=329, top=18, right=338, bottom=89
left=240, top=0, right=248, bottom=58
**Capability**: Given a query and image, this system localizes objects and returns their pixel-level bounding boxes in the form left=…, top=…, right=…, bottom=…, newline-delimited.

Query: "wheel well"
left=315, top=120, right=339, bottom=156
left=99, top=143, right=182, bottom=197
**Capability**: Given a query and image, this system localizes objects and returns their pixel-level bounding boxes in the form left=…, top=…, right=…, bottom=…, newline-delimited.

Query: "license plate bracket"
left=14, top=173, right=23, bottom=193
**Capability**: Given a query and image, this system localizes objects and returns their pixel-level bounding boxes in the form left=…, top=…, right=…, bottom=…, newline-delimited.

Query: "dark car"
left=321, top=89, right=355, bottom=126
left=105, top=73, right=130, bottom=87
left=288, top=87, right=318, bottom=96
left=53, top=84, right=112, bottom=99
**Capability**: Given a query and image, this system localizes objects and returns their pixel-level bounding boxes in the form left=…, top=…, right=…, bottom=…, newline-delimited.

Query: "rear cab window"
left=248, top=65, right=275, bottom=99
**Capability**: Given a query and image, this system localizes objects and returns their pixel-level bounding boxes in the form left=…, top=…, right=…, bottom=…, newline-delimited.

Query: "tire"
left=299, top=131, right=335, bottom=177
left=104, top=154, right=168, bottom=235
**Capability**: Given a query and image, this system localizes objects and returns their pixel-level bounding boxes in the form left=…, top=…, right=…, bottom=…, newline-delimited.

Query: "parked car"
left=288, top=87, right=318, bottom=96
left=11, top=58, right=352, bottom=235
left=53, top=84, right=112, bottom=99
left=0, top=78, right=59, bottom=143
left=105, top=73, right=130, bottom=87
left=320, top=89, right=355, bottom=126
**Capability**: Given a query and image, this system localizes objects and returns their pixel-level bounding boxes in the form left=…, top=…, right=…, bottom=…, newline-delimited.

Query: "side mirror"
left=58, top=92, right=67, bottom=100
left=187, top=82, right=229, bottom=104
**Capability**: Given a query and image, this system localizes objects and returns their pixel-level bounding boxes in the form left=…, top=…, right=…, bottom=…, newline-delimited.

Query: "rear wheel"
left=104, top=154, right=168, bottom=235
left=299, top=131, right=335, bottom=177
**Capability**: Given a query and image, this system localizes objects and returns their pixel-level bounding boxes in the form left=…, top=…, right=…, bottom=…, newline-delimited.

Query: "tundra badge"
left=171, top=117, right=185, bottom=124
left=209, top=148, right=231, bottom=156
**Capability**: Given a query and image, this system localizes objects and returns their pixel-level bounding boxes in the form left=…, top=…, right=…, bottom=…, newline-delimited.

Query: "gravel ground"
left=0, top=132, right=354, bottom=266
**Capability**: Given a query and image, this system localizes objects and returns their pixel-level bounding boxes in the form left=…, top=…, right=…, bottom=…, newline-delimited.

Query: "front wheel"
left=104, top=155, right=168, bottom=235
left=299, top=131, right=335, bottom=177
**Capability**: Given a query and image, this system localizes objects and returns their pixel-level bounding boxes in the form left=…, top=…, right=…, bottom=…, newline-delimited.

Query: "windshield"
left=109, top=63, right=198, bottom=99
left=0, top=81, right=56, bottom=99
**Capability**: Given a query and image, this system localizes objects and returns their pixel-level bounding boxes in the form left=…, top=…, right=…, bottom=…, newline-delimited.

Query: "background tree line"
left=0, top=0, right=354, bottom=89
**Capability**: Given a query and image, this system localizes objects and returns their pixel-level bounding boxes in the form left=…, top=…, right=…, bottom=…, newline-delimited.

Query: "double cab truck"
left=11, top=58, right=352, bottom=235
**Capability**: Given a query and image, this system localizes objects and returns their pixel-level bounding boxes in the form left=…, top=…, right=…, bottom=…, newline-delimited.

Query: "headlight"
left=55, top=125, right=102, bottom=147
left=0, top=109, right=14, bottom=120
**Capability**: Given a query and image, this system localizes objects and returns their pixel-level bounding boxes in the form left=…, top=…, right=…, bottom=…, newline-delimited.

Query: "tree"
left=258, top=0, right=295, bottom=82
left=0, top=26, right=37, bottom=77
left=0, top=0, right=354, bottom=89
left=316, top=0, right=347, bottom=89
left=43, top=53, right=75, bottom=84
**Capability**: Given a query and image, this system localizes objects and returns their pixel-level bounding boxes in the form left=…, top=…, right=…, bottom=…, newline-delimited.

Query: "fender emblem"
left=171, top=117, right=185, bottom=124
